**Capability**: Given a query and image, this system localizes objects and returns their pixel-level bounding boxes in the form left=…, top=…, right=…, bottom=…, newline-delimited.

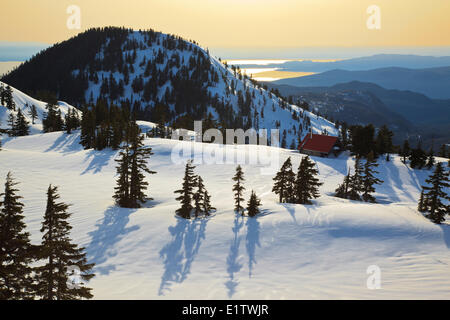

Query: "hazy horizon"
left=2, top=40, right=450, bottom=63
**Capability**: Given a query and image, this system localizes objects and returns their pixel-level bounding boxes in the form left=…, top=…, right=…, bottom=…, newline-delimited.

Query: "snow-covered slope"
left=1, top=132, right=449, bottom=299
left=83, top=31, right=338, bottom=145
left=0, top=81, right=80, bottom=134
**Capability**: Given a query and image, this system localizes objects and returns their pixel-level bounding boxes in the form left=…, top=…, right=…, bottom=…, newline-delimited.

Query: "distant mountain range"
left=237, top=54, right=450, bottom=72
left=273, top=66, right=450, bottom=99
left=267, top=81, right=450, bottom=149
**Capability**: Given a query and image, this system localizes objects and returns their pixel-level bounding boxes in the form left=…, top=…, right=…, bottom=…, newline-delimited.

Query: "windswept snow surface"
left=0, top=132, right=449, bottom=299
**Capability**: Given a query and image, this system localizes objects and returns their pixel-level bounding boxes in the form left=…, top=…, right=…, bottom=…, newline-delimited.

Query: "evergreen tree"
left=113, top=138, right=131, bottom=208
left=35, top=185, right=95, bottom=300
left=335, top=169, right=351, bottom=199
left=4, top=85, right=15, bottom=111
left=438, top=144, right=447, bottom=158
left=400, top=140, right=411, bottom=164
left=361, top=151, right=383, bottom=203
left=375, top=125, right=393, bottom=156
left=128, top=123, right=156, bottom=208
left=113, top=122, right=156, bottom=208
left=417, top=188, right=426, bottom=213
left=426, top=149, right=435, bottom=169
left=28, top=104, right=38, bottom=125
left=409, top=145, right=427, bottom=169
left=80, top=107, right=96, bottom=149
left=294, top=156, right=322, bottom=204
left=193, top=176, right=205, bottom=218
left=65, top=108, right=80, bottom=134
left=246, top=191, right=261, bottom=217
left=202, top=187, right=215, bottom=216
left=421, top=162, right=450, bottom=224
left=347, top=156, right=364, bottom=201
left=43, top=103, right=63, bottom=133
left=174, top=160, right=197, bottom=219
left=232, top=165, right=245, bottom=214
left=14, top=109, right=30, bottom=136
left=272, top=157, right=295, bottom=203
left=0, top=173, right=35, bottom=300
left=7, top=113, right=15, bottom=137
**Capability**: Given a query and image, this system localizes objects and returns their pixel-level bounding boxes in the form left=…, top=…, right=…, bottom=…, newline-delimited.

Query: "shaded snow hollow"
left=1, top=130, right=449, bottom=299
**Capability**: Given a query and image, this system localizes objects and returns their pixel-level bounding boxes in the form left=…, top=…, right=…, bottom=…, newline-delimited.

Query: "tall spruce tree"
left=35, top=185, right=95, bottom=300
left=174, top=160, right=197, bottom=219
left=80, top=107, right=96, bottom=149
left=409, top=144, right=427, bottom=169
left=246, top=191, right=261, bottom=217
left=202, top=186, right=215, bottom=216
left=426, top=149, right=435, bottom=169
left=128, top=123, right=156, bottom=208
left=417, top=189, right=426, bottom=213
left=438, top=144, right=447, bottom=158
left=272, top=157, right=295, bottom=203
left=294, top=156, right=322, bottom=204
left=113, top=122, right=155, bottom=208
left=4, top=85, right=15, bottom=111
left=43, top=103, right=63, bottom=133
left=361, top=151, right=383, bottom=203
left=232, top=165, right=246, bottom=214
left=421, top=162, right=450, bottom=224
left=113, top=135, right=131, bottom=208
left=28, top=104, right=38, bottom=125
left=14, top=109, right=30, bottom=136
left=7, top=113, right=15, bottom=137
left=193, top=175, right=205, bottom=218
left=65, top=108, right=80, bottom=134
left=335, top=169, right=351, bottom=199
left=0, top=173, right=35, bottom=300
left=347, top=156, right=364, bottom=201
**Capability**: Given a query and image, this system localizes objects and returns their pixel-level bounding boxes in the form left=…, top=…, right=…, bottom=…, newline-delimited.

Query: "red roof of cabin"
left=299, top=134, right=338, bottom=154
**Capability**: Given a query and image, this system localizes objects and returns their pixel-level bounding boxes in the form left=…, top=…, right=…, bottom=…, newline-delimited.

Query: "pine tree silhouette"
left=193, top=175, right=205, bottom=218
left=246, top=191, right=261, bottom=217
left=361, top=151, right=383, bottom=203
left=0, top=172, right=35, bottom=299
left=14, top=109, right=30, bottom=136
left=347, top=156, right=364, bottom=201
left=272, top=157, right=295, bottom=203
left=294, top=156, right=322, bottom=204
left=421, top=163, right=450, bottom=224
left=335, top=169, right=351, bottom=199
left=232, top=165, right=246, bottom=214
left=35, top=185, right=95, bottom=300
left=175, top=160, right=197, bottom=219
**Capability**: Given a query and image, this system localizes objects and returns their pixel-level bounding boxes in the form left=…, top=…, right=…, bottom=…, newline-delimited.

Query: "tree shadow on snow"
left=246, top=216, right=261, bottom=278
left=81, top=149, right=116, bottom=175
left=281, top=203, right=298, bottom=224
left=158, top=217, right=209, bottom=296
left=44, top=132, right=83, bottom=154
left=86, top=206, right=139, bottom=275
left=225, top=212, right=245, bottom=298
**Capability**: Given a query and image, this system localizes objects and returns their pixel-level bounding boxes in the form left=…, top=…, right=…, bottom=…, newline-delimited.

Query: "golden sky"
left=1, top=0, right=449, bottom=48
